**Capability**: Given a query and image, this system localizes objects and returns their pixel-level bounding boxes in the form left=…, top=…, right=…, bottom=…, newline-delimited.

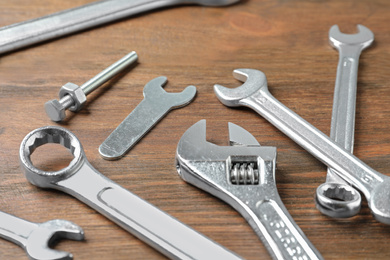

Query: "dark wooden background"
left=1, top=0, right=390, bottom=259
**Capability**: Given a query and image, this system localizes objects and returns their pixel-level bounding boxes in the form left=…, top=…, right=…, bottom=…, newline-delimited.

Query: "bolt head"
left=59, top=83, right=87, bottom=112
left=45, top=99, right=66, bottom=122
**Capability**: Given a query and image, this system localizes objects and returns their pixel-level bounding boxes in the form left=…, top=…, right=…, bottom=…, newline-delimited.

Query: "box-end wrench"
left=214, top=69, right=390, bottom=225
left=0, top=0, right=239, bottom=55
left=99, top=76, right=196, bottom=160
left=19, top=126, right=242, bottom=260
left=176, top=120, right=323, bottom=260
left=0, top=210, right=84, bottom=260
left=316, top=25, right=374, bottom=218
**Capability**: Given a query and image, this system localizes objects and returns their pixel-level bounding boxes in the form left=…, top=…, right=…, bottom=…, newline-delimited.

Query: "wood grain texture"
left=1, top=0, right=390, bottom=259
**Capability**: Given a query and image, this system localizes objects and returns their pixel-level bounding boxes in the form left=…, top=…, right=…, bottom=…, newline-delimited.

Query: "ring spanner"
left=214, top=68, right=390, bottom=225
left=19, top=126, right=242, bottom=260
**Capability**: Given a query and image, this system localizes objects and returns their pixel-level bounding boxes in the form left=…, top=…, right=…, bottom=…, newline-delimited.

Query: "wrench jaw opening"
left=329, top=24, right=374, bottom=52
left=19, top=126, right=85, bottom=189
left=214, top=69, right=268, bottom=107
left=26, top=220, right=85, bottom=260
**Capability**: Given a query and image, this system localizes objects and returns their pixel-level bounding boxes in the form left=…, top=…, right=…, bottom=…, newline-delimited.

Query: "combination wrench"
left=0, top=0, right=239, bottom=55
left=214, top=68, right=390, bottom=225
left=0, top=210, right=84, bottom=260
left=316, top=25, right=374, bottom=218
left=19, top=126, right=242, bottom=260
left=176, top=120, right=323, bottom=260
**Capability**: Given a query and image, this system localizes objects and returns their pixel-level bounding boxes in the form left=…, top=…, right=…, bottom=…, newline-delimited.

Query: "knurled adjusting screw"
left=45, top=51, right=138, bottom=122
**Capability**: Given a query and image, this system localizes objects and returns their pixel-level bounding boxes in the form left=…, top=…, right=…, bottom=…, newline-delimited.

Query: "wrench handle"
left=0, top=0, right=179, bottom=54
left=250, top=200, right=322, bottom=260
left=0, top=211, right=37, bottom=248
left=243, top=88, right=383, bottom=198
left=57, top=161, right=241, bottom=260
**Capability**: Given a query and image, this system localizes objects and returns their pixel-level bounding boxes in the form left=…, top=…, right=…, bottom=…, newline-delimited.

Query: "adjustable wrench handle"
left=55, top=160, right=241, bottom=260
left=0, top=0, right=179, bottom=54
left=249, top=200, right=322, bottom=260
left=0, top=210, right=37, bottom=248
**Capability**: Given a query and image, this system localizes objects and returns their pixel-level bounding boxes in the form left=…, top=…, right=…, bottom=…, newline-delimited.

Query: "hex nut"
left=59, top=83, right=87, bottom=112
left=44, top=99, right=66, bottom=122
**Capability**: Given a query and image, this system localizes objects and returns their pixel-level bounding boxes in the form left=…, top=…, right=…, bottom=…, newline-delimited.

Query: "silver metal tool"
left=99, top=76, right=196, bottom=160
left=0, top=0, right=239, bottom=55
left=19, top=126, right=242, bottom=260
left=0, top=210, right=84, bottom=260
left=316, top=25, right=374, bottom=218
left=214, top=69, right=390, bottom=225
left=176, top=120, right=323, bottom=260
left=45, top=51, right=138, bottom=122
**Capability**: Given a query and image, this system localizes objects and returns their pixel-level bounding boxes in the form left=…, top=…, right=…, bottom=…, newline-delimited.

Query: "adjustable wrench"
left=214, top=69, right=390, bottom=225
left=316, top=25, right=374, bottom=218
left=19, top=126, right=242, bottom=260
left=0, top=210, right=84, bottom=260
left=0, top=0, right=239, bottom=55
left=176, top=120, right=323, bottom=260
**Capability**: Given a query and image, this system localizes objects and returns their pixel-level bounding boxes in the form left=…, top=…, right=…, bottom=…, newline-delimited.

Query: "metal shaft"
left=81, top=51, right=138, bottom=96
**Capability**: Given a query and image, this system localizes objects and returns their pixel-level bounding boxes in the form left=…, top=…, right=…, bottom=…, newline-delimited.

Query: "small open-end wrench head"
left=19, top=126, right=84, bottom=188
left=214, top=69, right=267, bottom=107
left=27, top=220, right=84, bottom=260
left=329, top=24, right=374, bottom=51
left=315, top=182, right=361, bottom=218
left=143, top=76, right=197, bottom=109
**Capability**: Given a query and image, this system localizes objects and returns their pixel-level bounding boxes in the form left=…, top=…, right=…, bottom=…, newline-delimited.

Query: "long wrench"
left=0, top=210, right=84, bottom=260
left=214, top=69, right=390, bottom=225
left=315, top=25, right=374, bottom=218
left=19, top=126, right=242, bottom=260
left=0, top=0, right=239, bottom=55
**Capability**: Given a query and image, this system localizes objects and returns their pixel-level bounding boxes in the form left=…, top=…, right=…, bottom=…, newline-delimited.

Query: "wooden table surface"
left=1, top=0, right=390, bottom=259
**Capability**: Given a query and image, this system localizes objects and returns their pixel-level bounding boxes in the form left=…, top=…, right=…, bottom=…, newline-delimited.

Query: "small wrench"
left=19, top=126, right=242, bottom=260
left=0, top=210, right=84, bottom=260
left=316, top=25, right=374, bottom=218
left=99, top=76, right=196, bottom=160
left=176, top=120, right=323, bottom=260
left=214, top=69, right=390, bottom=225
left=0, top=0, right=239, bottom=55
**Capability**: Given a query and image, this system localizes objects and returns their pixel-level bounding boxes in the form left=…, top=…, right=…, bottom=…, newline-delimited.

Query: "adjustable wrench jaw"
left=175, top=120, right=278, bottom=208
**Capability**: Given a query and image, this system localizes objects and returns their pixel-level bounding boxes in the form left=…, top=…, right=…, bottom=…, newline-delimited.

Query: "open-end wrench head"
left=27, top=220, right=84, bottom=260
left=143, top=76, right=197, bottom=109
left=214, top=69, right=267, bottom=107
left=329, top=24, right=374, bottom=51
left=19, top=126, right=85, bottom=189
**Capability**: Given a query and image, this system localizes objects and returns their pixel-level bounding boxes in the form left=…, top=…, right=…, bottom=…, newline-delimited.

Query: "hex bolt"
left=45, top=51, right=138, bottom=122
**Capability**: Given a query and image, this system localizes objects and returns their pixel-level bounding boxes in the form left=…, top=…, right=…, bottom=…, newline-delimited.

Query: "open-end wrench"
left=175, top=120, right=323, bottom=260
left=0, top=210, right=84, bottom=260
left=0, top=0, right=239, bottom=55
left=315, top=25, right=374, bottom=218
left=99, top=76, right=196, bottom=160
left=214, top=69, right=390, bottom=225
left=19, top=126, right=242, bottom=260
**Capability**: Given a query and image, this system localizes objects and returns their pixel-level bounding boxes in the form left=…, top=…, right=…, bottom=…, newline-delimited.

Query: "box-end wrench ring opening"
left=316, top=182, right=361, bottom=218
left=20, top=126, right=84, bottom=189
